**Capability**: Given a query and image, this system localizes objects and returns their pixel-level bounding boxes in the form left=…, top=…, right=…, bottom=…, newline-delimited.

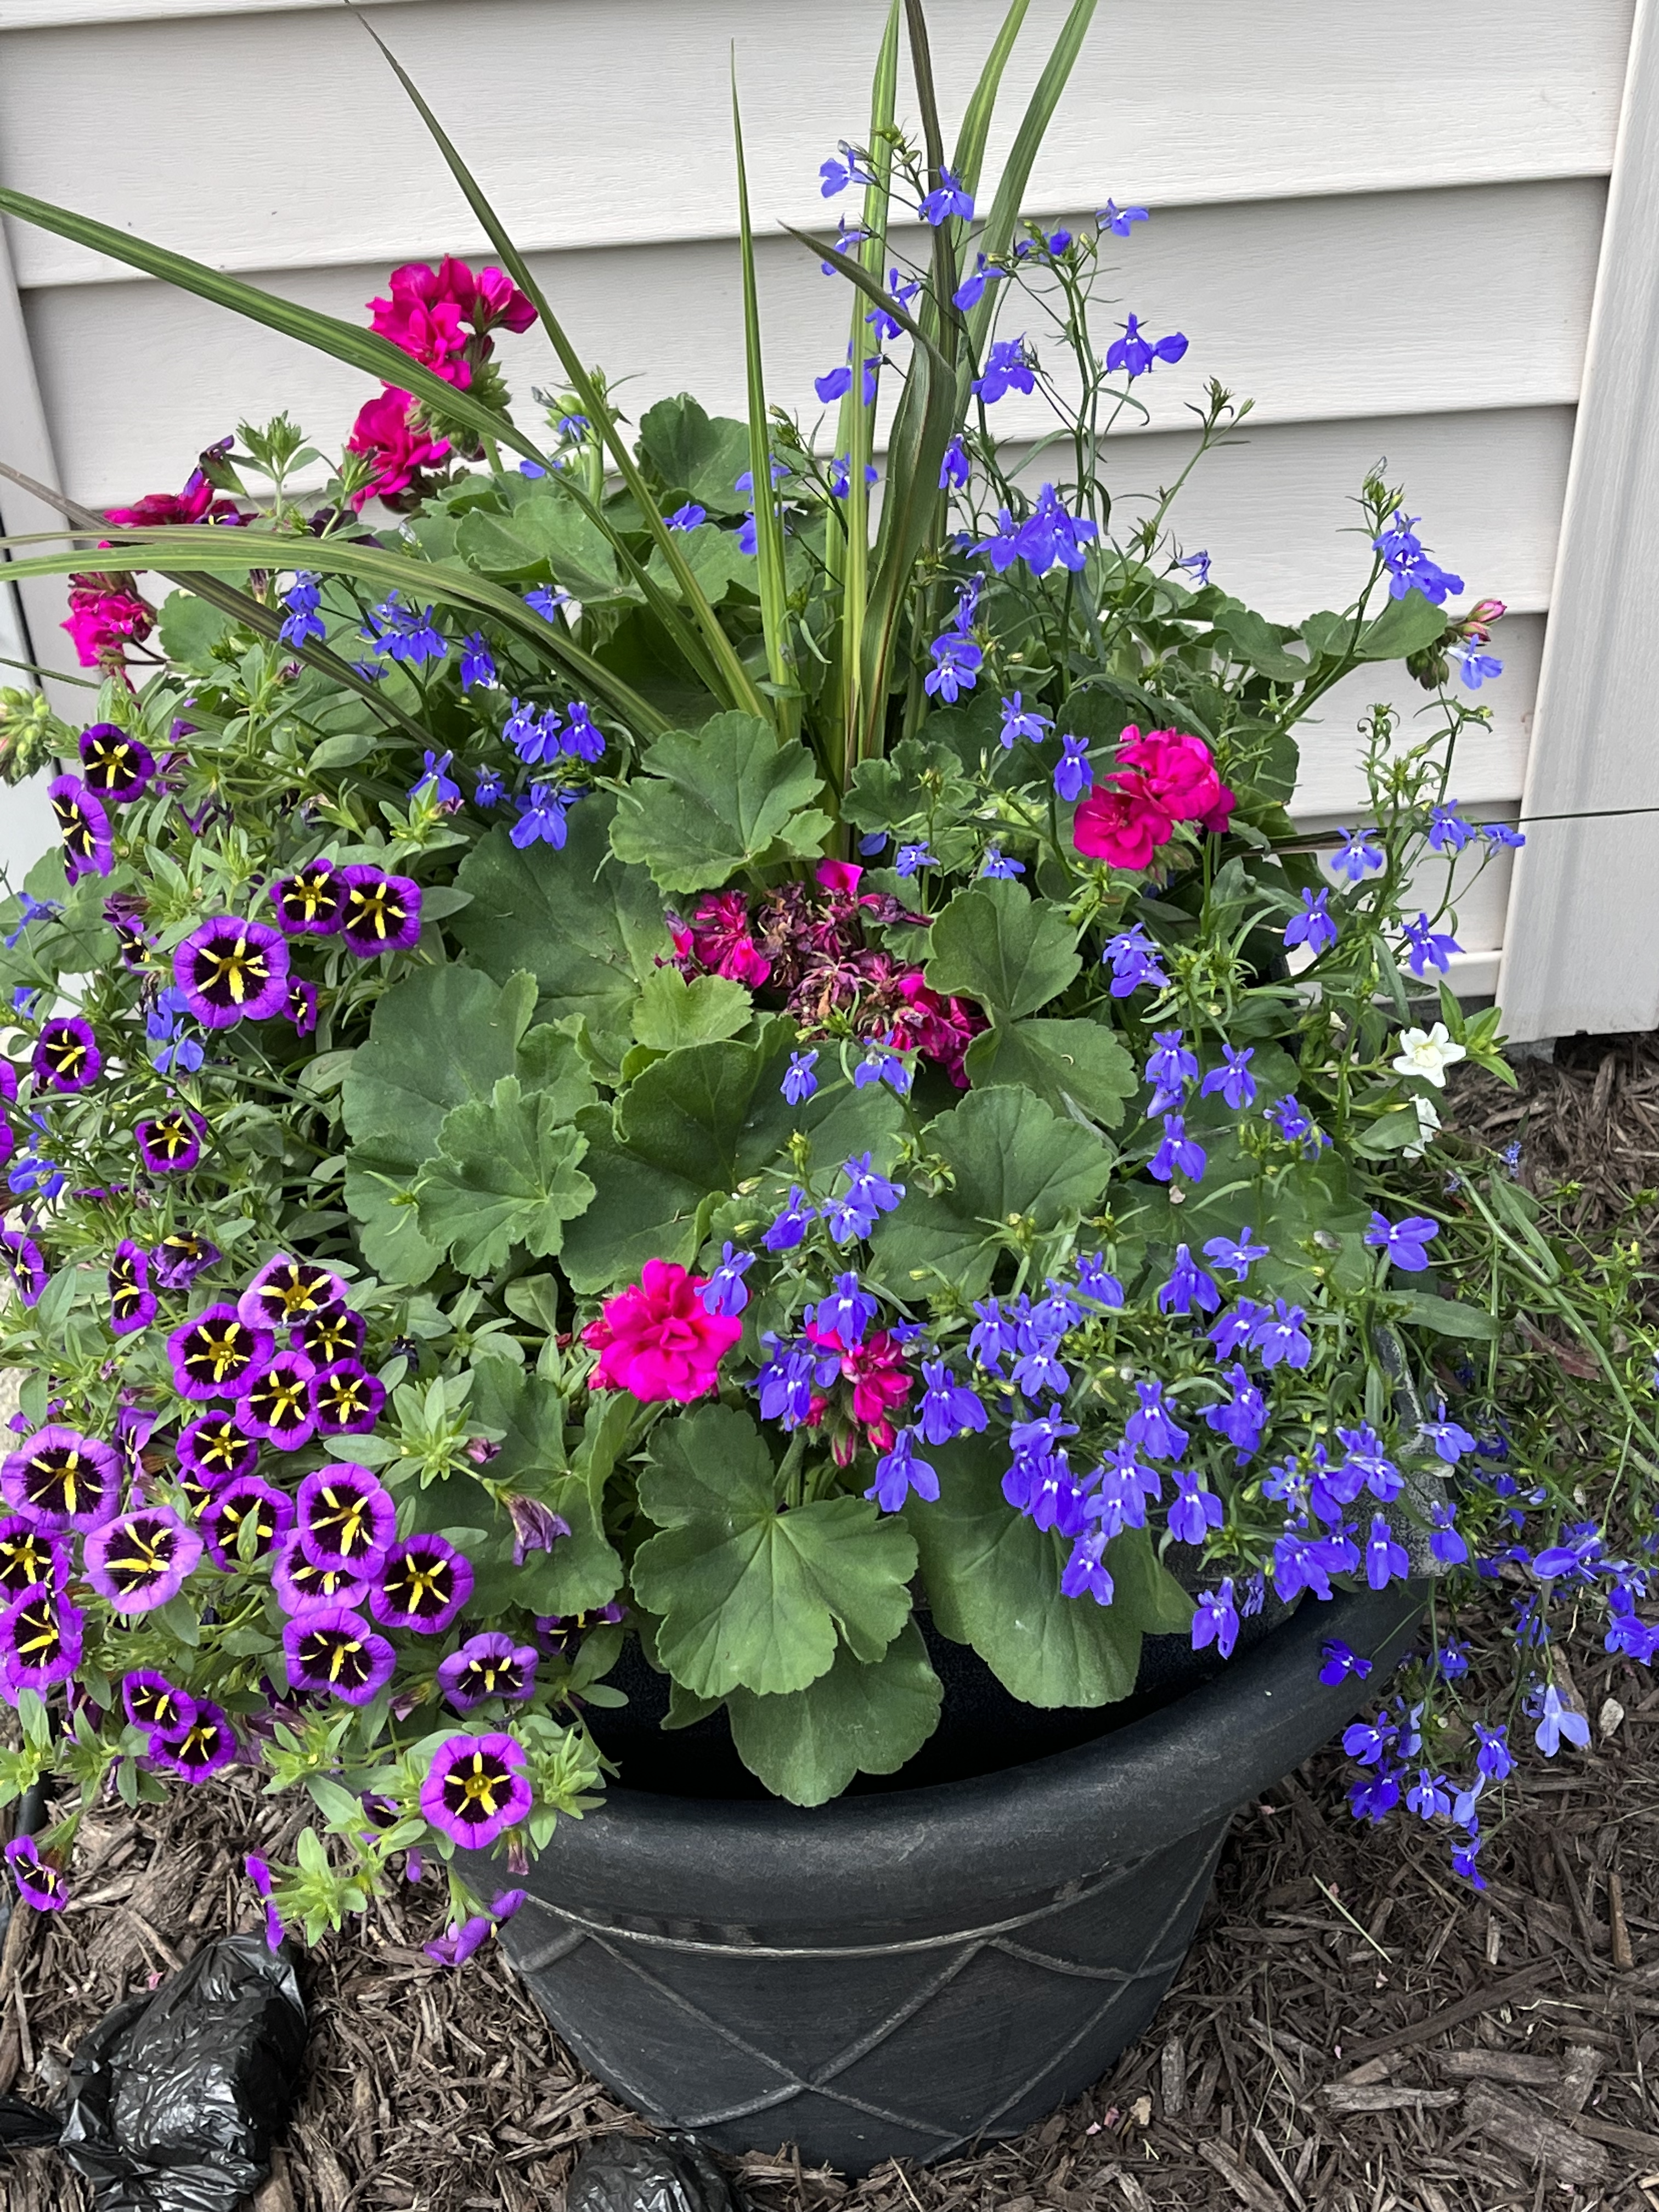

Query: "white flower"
left=1391, top=1022, right=1466, bottom=1089
left=1402, top=1093, right=1442, bottom=1160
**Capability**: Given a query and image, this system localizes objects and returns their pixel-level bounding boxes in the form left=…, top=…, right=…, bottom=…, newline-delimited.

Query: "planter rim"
left=493, top=1582, right=1423, bottom=1934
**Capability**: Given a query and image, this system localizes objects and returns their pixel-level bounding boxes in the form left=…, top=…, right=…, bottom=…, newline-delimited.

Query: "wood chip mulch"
left=5, top=1031, right=1659, bottom=2212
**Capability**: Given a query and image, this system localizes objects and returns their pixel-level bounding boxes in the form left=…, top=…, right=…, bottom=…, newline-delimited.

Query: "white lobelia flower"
left=1402, top=1093, right=1442, bottom=1160
left=1391, top=1022, right=1466, bottom=1089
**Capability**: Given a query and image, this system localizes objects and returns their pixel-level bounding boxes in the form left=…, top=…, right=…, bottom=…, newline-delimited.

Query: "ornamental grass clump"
left=0, top=0, right=1649, bottom=1957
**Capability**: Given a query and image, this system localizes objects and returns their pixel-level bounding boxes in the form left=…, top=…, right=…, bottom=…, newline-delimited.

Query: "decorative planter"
left=490, top=1583, right=1423, bottom=2171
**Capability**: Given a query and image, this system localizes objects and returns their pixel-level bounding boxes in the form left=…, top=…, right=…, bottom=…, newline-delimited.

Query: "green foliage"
left=610, top=713, right=832, bottom=895
left=963, top=1017, right=1137, bottom=1127
left=417, top=1075, right=596, bottom=1276
left=726, top=1624, right=943, bottom=1805
left=637, top=394, right=753, bottom=516
left=924, top=878, right=1081, bottom=1022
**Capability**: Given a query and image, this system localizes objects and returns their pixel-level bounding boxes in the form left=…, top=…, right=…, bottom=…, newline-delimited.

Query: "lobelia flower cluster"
left=0, top=0, right=1645, bottom=1951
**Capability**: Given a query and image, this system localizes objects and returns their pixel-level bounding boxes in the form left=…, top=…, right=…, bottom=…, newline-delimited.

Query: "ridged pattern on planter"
left=504, top=1820, right=1229, bottom=2166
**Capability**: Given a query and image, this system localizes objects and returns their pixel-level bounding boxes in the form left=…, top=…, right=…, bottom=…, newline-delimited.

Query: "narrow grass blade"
left=950, top=0, right=1032, bottom=195
left=731, top=64, right=796, bottom=737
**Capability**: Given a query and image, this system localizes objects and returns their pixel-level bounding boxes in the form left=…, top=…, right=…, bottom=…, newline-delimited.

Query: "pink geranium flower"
left=1073, top=725, right=1234, bottom=868
left=345, top=390, right=452, bottom=511
left=61, top=582, right=154, bottom=670
left=803, top=1322, right=913, bottom=1462
left=583, top=1260, right=742, bottom=1403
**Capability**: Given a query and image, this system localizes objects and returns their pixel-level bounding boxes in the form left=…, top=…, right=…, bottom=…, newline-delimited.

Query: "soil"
left=5, top=1031, right=1659, bottom=2212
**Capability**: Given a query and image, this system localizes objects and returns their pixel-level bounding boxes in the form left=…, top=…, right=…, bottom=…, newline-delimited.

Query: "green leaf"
left=873, top=1085, right=1113, bottom=1299
left=1212, top=598, right=1311, bottom=682
left=726, top=1622, right=941, bottom=1806
left=341, top=967, right=538, bottom=1283
left=923, top=878, right=1080, bottom=1022
left=632, top=1406, right=916, bottom=1698
left=643, top=520, right=760, bottom=606
left=610, top=713, right=828, bottom=895
left=843, top=736, right=974, bottom=836
left=416, top=1076, right=596, bottom=1276
left=156, top=589, right=234, bottom=671
left=455, top=484, right=629, bottom=603
left=631, top=967, right=754, bottom=1052
left=1393, top=1291, right=1500, bottom=1341
left=0, top=862, right=116, bottom=991
left=451, top=798, right=671, bottom=1069
left=904, top=1432, right=1141, bottom=1706
left=637, top=396, right=752, bottom=516
left=1353, top=588, right=1449, bottom=663
left=963, top=1017, right=1136, bottom=1128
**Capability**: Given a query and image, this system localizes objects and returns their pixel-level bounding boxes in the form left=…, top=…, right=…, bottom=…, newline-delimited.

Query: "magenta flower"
left=109, top=1238, right=157, bottom=1338
left=419, top=1733, right=532, bottom=1849
left=369, top=1534, right=473, bottom=1635
left=78, top=723, right=155, bottom=803
left=438, top=1633, right=539, bottom=1712
left=238, top=1253, right=349, bottom=1333
left=136, top=1107, right=206, bottom=1175
left=150, top=1700, right=238, bottom=1782
left=122, top=1668, right=198, bottom=1739
left=151, top=1232, right=219, bottom=1289
left=167, top=1305, right=274, bottom=1400
left=294, top=1306, right=365, bottom=1365
left=239, top=1352, right=319, bottom=1451
left=283, top=1604, right=396, bottom=1706
left=345, top=388, right=451, bottom=511
left=268, top=859, right=343, bottom=936
left=177, top=1411, right=259, bottom=1489
left=1, top=1426, right=120, bottom=1530
left=0, top=1516, right=66, bottom=1600
left=1, top=1230, right=46, bottom=1308
left=173, top=915, right=290, bottom=1029
left=1, top=1583, right=84, bottom=1692
left=48, top=775, right=114, bottom=882
left=337, top=867, right=423, bottom=957
left=33, top=1017, right=101, bottom=1093
left=200, top=1477, right=294, bottom=1571
left=309, top=1359, right=385, bottom=1437
left=5, top=1835, right=67, bottom=1912
left=84, top=1507, right=204, bottom=1613
left=271, top=1531, right=369, bottom=1618
left=296, top=1465, right=395, bottom=1576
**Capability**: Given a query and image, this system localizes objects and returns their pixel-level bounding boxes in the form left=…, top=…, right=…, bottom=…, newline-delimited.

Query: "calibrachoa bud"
left=582, top=1261, right=742, bottom=1402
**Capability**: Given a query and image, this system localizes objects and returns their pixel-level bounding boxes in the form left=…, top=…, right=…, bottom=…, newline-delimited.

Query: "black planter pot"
left=490, top=1583, right=1422, bottom=2172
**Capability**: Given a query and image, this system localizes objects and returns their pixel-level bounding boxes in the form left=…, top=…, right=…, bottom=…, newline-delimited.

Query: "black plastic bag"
left=568, top=2133, right=739, bottom=2212
left=52, top=1931, right=307, bottom=2212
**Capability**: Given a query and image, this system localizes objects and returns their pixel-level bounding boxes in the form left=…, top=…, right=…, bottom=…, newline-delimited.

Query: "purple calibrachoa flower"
left=78, top=723, right=155, bottom=802
left=244, top=1853, right=286, bottom=1951
left=240, top=1352, right=320, bottom=1451
left=1, top=1582, right=83, bottom=1692
left=338, top=867, right=424, bottom=956
left=1191, top=1580, right=1239, bottom=1659
left=0, top=1517, right=65, bottom=1600
left=309, top=1359, right=385, bottom=1437
left=296, top=1465, right=396, bottom=1576
left=1364, top=1211, right=1439, bottom=1273
left=419, top=1733, right=533, bottom=1849
left=283, top=1605, right=396, bottom=1705
left=168, top=1306, right=274, bottom=1400
left=370, top=1535, right=475, bottom=1636
left=84, top=1508, right=204, bottom=1613
left=272, top=1532, right=369, bottom=1618
left=286, top=978, right=318, bottom=1037
left=201, top=1477, right=294, bottom=1571
left=150, top=1701, right=238, bottom=1782
left=137, top=1109, right=206, bottom=1175
left=33, top=1017, right=101, bottom=1093
left=438, top=1633, right=540, bottom=1712
left=0, top=1230, right=41, bottom=1310
left=269, top=859, right=343, bottom=936
left=295, top=1306, right=366, bottom=1365
left=5, top=1835, right=67, bottom=1912
left=122, top=1669, right=197, bottom=1739
left=1, top=1426, right=120, bottom=1530
left=174, top=915, right=290, bottom=1028
left=48, top=775, right=114, bottom=882
left=177, top=1413, right=258, bottom=1489
left=151, top=1233, right=219, bottom=1289
left=109, top=1238, right=157, bottom=1338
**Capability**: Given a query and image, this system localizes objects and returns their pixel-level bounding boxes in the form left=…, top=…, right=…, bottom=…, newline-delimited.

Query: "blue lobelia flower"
left=1074, top=1252, right=1125, bottom=1308
left=1402, top=912, right=1462, bottom=978
left=924, top=628, right=983, bottom=703
left=410, top=749, right=461, bottom=808
left=1200, top=1044, right=1257, bottom=1111
left=1167, top=1470, right=1223, bottom=1546
left=1125, top=1380, right=1188, bottom=1461
left=998, top=692, right=1053, bottom=747
left=1406, top=1770, right=1452, bottom=1820
left=1458, top=644, right=1504, bottom=689
left=1012, top=1338, right=1070, bottom=1398
left=511, top=784, right=580, bottom=851
left=917, top=1361, right=987, bottom=1445
left=823, top=1153, right=904, bottom=1243
left=1156, top=1244, right=1221, bottom=1317
left=1372, top=510, right=1464, bottom=604
left=763, top=1186, right=816, bottom=1252
left=1149, top=1114, right=1206, bottom=1184
left=919, top=168, right=974, bottom=225
left=1482, top=820, right=1525, bottom=849
left=1203, top=1364, right=1267, bottom=1459
left=938, top=436, right=971, bottom=490
left=278, top=571, right=326, bottom=648
left=1428, top=804, right=1477, bottom=855
left=1203, top=1228, right=1269, bottom=1283
left=1532, top=1683, right=1592, bottom=1758
left=1429, top=1504, right=1469, bottom=1566
left=980, top=845, right=1025, bottom=878
left=3, top=895, right=61, bottom=950
left=1097, top=199, right=1150, bottom=236
left=146, top=985, right=205, bottom=1077
left=504, top=698, right=562, bottom=766
left=1251, top=1300, right=1312, bottom=1369
left=701, top=1244, right=754, bottom=1319
left=755, top=1335, right=819, bottom=1427
left=1053, top=732, right=1093, bottom=803
left=474, top=768, right=504, bottom=809
left=526, top=585, right=573, bottom=622
left=968, top=1297, right=1016, bottom=1373
left=782, top=1050, right=819, bottom=1105
left=666, top=501, right=708, bottom=531
left=972, top=338, right=1036, bottom=405
left=1284, top=887, right=1338, bottom=957
left=1060, top=1527, right=1114, bottom=1605
left=1177, top=548, right=1211, bottom=585
left=1015, top=484, right=1098, bottom=577
left=1364, top=1210, right=1438, bottom=1273
left=1318, top=1639, right=1373, bottom=1686
left=866, top=1429, right=938, bottom=1513
left=854, top=1037, right=911, bottom=1094
left=1101, top=924, right=1168, bottom=997
left=1190, top=1579, right=1239, bottom=1657
left=1365, top=1514, right=1410, bottom=1589
left=815, top=1271, right=879, bottom=1346
left=894, top=842, right=936, bottom=877
left=459, top=633, right=496, bottom=689
left=952, top=253, right=1003, bottom=310
left=828, top=455, right=879, bottom=499
left=1145, top=1029, right=1198, bottom=1105
left=865, top=267, right=922, bottom=343
left=1105, top=314, right=1188, bottom=377
left=1266, top=1094, right=1319, bottom=1145
left=1209, top=1299, right=1266, bottom=1360
left=1330, top=826, right=1385, bottom=882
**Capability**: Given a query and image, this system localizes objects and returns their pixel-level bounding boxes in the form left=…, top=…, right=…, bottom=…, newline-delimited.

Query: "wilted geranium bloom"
left=173, top=914, right=290, bottom=1029
left=438, top=1633, right=539, bottom=1712
left=271, top=1531, right=369, bottom=1618
left=309, top=1359, right=385, bottom=1437
left=283, top=1605, right=396, bottom=1706
left=150, top=1700, right=238, bottom=1782
left=122, top=1668, right=197, bottom=1739
left=1, top=1426, right=120, bottom=1530
left=167, top=1306, right=274, bottom=1400
left=84, top=1508, right=204, bottom=1613
left=136, top=1107, right=206, bottom=1175
left=78, top=723, right=155, bottom=802
left=0, top=1516, right=64, bottom=1599
left=177, top=1412, right=259, bottom=1489
left=296, top=1465, right=395, bottom=1575
left=5, top=1835, right=67, bottom=1912
left=337, top=867, right=422, bottom=957
left=201, top=1477, right=295, bottom=1570
left=419, top=1733, right=533, bottom=1849
left=370, top=1534, right=473, bottom=1635
left=238, top=1253, right=349, bottom=1332
left=109, top=1238, right=157, bottom=1338
left=48, top=775, right=114, bottom=882
left=33, top=1017, right=101, bottom=1094
left=1, top=1582, right=84, bottom=1692
left=151, top=1232, right=219, bottom=1289
left=239, top=1352, right=319, bottom=1451
left=269, top=858, right=343, bottom=936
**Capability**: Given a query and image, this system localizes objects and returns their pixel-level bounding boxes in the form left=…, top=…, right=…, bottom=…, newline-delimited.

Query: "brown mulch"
left=5, top=1034, right=1659, bottom=2212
